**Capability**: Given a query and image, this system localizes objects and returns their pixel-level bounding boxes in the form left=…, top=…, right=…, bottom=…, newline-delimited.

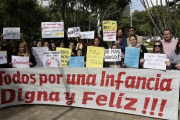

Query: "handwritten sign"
left=56, top=48, right=71, bottom=67
left=124, top=47, right=140, bottom=68
left=3, top=27, right=20, bottom=39
left=144, top=53, right=167, bottom=70
left=103, top=31, right=116, bottom=41
left=105, top=49, right=121, bottom=62
left=42, top=51, right=61, bottom=67
left=41, top=22, right=64, bottom=38
left=12, top=56, right=29, bottom=68
left=68, top=57, right=84, bottom=67
left=32, top=47, right=49, bottom=67
left=102, top=21, right=117, bottom=31
left=0, top=51, right=7, bottom=64
left=86, top=46, right=104, bottom=68
left=80, top=31, right=94, bottom=39
left=68, top=27, right=80, bottom=37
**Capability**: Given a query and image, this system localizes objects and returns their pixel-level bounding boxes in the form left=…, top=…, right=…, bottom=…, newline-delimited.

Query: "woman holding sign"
left=127, top=35, right=148, bottom=68
left=9, top=42, right=37, bottom=67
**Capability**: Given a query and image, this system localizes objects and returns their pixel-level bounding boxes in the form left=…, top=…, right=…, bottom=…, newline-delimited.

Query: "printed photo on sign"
left=12, top=56, right=29, bottom=68
left=0, top=51, right=7, bottom=64
left=124, top=47, right=140, bottom=68
left=42, top=51, right=61, bottom=67
left=68, top=57, right=84, bottom=67
left=103, top=31, right=116, bottom=41
left=144, top=53, right=167, bottom=70
left=3, top=27, right=20, bottom=39
left=80, top=31, right=94, bottom=39
left=105, top=49, right=121, bottom=62
left=68, top=27, right=80, bottom=37
left=32, top=47, right=49, bottom=67
left=41, top=22, right=64, bottom=38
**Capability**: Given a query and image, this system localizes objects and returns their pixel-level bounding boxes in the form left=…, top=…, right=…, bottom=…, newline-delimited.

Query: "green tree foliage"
left=0, top=0, right=50, bottom=41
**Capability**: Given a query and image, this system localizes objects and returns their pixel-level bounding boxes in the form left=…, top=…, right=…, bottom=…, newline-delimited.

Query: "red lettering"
left=125, top=76, right=136, bottom=88
left=115, top=72, right=125, bottom=90
left=96, top=95, right=107, bottom=106
left=22, top=74, right=29, bottom=84
left=124, top=98, right=137, bottom=111
left=30, top=74, right=36, bottom=84
left=1, top=89, right=15, bottom=104
left=39, top=74, right=47, bottom=86
left=82, top=92, right=95, bottom=104
left=49, top=74, right=56, bottom=84
left=49, top=92, right=60, bottom=102
left=147, top=78, right=154, bottom=90
left=25, top=91, right=35, bottom=103
left=160, top=79, right=172, bottom=91
left=64, top=92, right=75, bottom=105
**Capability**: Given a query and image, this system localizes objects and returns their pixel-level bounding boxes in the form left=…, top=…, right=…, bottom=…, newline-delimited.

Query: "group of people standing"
left=0, top=27, right=180, bottom=70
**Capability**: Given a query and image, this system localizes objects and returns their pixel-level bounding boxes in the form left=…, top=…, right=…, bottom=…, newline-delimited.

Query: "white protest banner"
left=32, top=47, right=48, bottom=67
left=0, top=68, right=179, bottom=120
left=144, top=53, right=167, bottom=70
left=68, top=27, right=80, bottom=37
left=42, top=51, right=61, bottom=67
left=103, top=31, right=116, bottom=41
left=11, top=56, right=29, bottom=68
left=104, top=49, right=121, bottom=62
left=3, top=27, right=20, bottom=39
left=41, top=22, right=64, bottom=38
left=0, top=51, right=7, bottom=64
left=80, top=31, right=94, bottom=39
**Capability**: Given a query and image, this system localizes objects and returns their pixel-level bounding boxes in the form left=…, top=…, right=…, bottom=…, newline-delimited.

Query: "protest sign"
left=41, top=22, right=64, bottom=38
left=32, top=47, right=49, bottom=67
left=42, top=51, right=61, bottom=67
left=80, top=31, right=94, bottom=39
left=0, top=68, right=179, bottom=120
left=144, top=53, right=167, bottom=70
left=124, top=47, right=140, bottom=68
left=68, top=57, right=84, bottom=67
left=86, top=46, right=104, bottom=68
left=102, top=21, right=117, bottom=31
left=3, top=27, right=20, bottom=39
left=68, top=27, right=80, bottom=37
left=0, top=51, right=7, bottom=64
left=105, top=49, right=121, bottom=62
left=103, top=31, right=116, bottom=41
left=12, top=56, right=29, bottom=68
left=56, top=48, right=71, bottom=67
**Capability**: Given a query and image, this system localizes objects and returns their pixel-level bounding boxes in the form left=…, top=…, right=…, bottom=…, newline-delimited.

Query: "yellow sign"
left=56, top=47, right=71, bottom=67
left=102, top=21, right=117, bottom=31
left=86, top=46, right=104, bottom=68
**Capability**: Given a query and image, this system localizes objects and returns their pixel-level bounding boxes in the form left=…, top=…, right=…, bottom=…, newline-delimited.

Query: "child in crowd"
left=69, top=41, right=77, bottom=56
left=36, top=41, right=43, bottom=47
left=60, top=41, right=65, bottom=48
left=51, top=42, right=56, bottom=51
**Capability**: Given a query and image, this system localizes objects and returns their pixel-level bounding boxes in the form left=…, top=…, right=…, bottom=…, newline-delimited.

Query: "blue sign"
left=124, top=47, right=140, bottom=68
left=68, top=56, right=85, bottom=67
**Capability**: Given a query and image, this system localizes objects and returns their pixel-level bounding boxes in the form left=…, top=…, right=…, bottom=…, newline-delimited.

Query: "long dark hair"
left=153, top=41, right=164, bottom=53
left=175, top=40, right=180, bottom=54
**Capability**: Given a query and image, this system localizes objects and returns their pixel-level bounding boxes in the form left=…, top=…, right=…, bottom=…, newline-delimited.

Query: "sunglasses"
left=154, top=45, right=162, bottom=47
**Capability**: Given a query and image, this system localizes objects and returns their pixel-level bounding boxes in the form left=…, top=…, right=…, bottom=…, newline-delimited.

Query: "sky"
left=132, top=0, right=173, bottom=11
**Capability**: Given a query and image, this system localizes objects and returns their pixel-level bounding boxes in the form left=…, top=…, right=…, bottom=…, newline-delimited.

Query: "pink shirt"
left=162, top=38, right=178, bottom=59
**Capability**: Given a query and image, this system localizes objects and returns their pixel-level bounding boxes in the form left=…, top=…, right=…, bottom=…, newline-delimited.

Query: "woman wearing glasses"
left=140, top=41, right=164, bottom=65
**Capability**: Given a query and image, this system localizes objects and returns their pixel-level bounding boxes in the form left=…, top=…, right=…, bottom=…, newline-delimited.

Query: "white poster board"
left=41, top=22, right=64, bottom=38
left=3, top=27, right=20, bottom=39
left=42, top=51, right=61, bottom=67
left=32, top=47, right=48, bottom=67
left=68, top=27, right=80, bottom=37
left=80, top=31, right=94, bottom=39
left=103, top=31, right=116, bottom=41
left=104, top=49, right=121, bottom=62
left=0, top=51, right=7, bottom=64
left=12, top=56, right=29, bottom=68
left=144, top=53, right=167, bottom=70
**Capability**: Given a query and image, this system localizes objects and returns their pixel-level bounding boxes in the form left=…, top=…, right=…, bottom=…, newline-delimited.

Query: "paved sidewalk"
left=0, top=105, right=178, bottom=120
